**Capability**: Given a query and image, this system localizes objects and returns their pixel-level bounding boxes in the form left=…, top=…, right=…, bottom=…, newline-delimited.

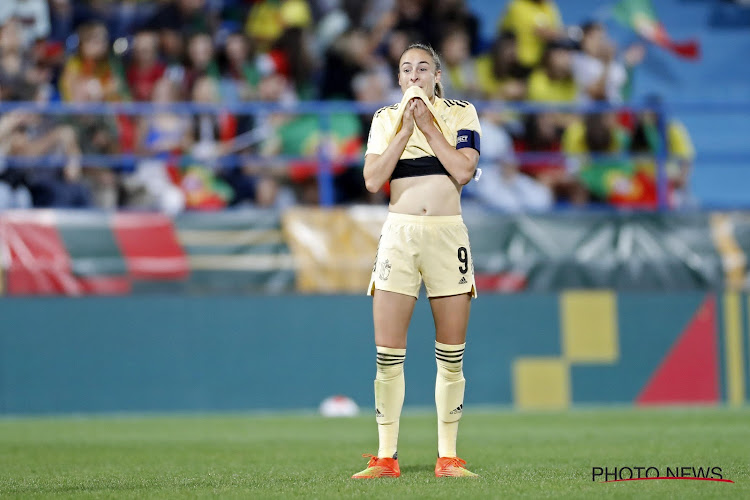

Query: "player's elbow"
left=455, top=167, right=475, bottom=186
left=365, top=177, right=383, bottom=193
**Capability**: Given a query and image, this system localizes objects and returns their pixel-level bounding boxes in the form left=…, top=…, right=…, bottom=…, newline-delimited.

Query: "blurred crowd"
left=0, top=0, right=695, bottom=213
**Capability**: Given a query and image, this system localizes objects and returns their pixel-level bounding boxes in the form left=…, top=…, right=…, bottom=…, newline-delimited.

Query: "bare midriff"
left=388, top=174, right=462, bottom=216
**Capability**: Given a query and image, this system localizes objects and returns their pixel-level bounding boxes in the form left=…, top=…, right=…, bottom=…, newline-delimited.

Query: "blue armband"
left=456, top=129, right=480, bottom=153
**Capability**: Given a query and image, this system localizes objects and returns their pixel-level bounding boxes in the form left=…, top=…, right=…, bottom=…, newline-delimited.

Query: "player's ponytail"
left=402, top=43, right=443, bottom=99
left=435, top=80, right=444, bottom=99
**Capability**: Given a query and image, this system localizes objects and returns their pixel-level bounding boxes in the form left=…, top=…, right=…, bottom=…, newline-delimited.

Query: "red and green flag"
left=613, top=0, right=700, bottom=59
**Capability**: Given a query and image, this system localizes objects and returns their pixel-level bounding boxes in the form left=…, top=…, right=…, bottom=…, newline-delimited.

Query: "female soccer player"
left=352, top=43, right=481, bottom=479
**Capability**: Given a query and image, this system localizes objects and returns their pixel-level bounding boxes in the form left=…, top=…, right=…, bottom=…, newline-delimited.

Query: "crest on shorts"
left=379, top=259, right=391, bottom=280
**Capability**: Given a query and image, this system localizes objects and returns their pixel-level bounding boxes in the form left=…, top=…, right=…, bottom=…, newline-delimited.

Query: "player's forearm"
left=422, top=126, right=476, bottom=185
left=364, top=130, right=411, bottom=192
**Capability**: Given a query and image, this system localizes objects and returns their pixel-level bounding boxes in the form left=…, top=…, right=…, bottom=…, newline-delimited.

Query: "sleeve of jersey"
left=455, top=104, right=481, bottom=154
left=365, top=111, right=389, bottom=156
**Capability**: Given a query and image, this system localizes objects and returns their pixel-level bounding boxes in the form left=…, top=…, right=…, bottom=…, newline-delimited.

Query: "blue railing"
left=1, top=100, right=749, bottom=208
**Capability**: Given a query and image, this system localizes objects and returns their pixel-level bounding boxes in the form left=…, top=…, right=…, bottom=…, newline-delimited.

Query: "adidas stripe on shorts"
left=367, top=213, right=477, bottom=299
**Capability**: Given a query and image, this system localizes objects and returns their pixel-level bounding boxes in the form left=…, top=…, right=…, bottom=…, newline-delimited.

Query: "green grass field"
left=1, top=407, right=748, bottom=499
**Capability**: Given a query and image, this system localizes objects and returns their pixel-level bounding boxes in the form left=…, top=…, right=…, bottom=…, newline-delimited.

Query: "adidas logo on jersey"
left=376, top=408, right=384, bottom=418
left=458, top=277, right=467, bottom=285
left=450, top=404, right=463, bottom=415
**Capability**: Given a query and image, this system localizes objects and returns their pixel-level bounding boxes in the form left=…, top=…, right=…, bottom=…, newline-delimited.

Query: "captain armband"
left=456, top=129, right=480, bottom=153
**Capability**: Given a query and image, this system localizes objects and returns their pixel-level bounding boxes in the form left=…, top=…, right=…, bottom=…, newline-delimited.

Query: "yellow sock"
left=435, top=341, right=465, bottom=458
left=374, top=346, right=406, bottom=458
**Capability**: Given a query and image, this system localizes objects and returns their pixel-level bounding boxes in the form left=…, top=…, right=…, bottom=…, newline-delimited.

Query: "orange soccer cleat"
left=351, top=454, right=401, bottom=478
left=435, top=456, right=479, bottom=477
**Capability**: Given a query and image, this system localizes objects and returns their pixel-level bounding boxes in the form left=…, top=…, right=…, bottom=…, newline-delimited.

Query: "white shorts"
left=367, top=213, right=477, bottom=299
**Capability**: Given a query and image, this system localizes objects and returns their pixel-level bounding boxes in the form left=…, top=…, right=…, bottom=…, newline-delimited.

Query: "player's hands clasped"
left=411, top=98, right=434, bottom=133
left=399, top=98, right=435, bottom=138
left=399, top=98, right=416, bottom=137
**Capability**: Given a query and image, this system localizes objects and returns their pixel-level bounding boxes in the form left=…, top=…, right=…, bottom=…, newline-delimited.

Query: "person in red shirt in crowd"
left=126, top=29, right=166, bottom=101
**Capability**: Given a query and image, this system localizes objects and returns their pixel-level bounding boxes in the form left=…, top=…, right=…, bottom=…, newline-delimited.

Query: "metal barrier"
left=1, top=100, right=749, bottom=208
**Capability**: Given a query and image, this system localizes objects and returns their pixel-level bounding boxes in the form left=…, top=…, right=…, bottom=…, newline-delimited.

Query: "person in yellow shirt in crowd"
left=526, top=41, right=576, bottom=103
left=59, top=21, right=126, bottom=102
left=245, top=0, right=312, bottom=52
left=526, top=41, right=577, bottom=152
left=475, top=31, right=529, bottom=101
left=562, top=112, right=628, bottom=157
left=499, top=0, right=564, bottom=70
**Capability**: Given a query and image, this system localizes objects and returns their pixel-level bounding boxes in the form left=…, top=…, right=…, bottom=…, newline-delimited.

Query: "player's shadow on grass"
left=400, top=464, right=434, bottom=474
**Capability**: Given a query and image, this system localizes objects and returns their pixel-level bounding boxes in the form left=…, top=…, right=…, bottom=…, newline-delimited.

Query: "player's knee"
left=376, top=346, right=406, bottom=380
left=435, top=342, right=466, bottom=423
left=435, top=342, right=464, bottom=382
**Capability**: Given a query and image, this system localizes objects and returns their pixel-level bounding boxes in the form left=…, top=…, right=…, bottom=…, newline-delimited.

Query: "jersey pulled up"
left=365, top=97, right=482, bottom=180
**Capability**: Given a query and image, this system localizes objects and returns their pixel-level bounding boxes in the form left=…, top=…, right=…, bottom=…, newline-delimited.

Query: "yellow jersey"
left=527, top=68, right=576, bottom=103
left=500, top=0, right=563, bottom=68
left=366, top=97, right=481, bottom=158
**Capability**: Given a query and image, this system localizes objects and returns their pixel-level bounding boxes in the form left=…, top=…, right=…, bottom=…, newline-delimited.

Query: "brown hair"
left=400, top=43, right=444, bottom=99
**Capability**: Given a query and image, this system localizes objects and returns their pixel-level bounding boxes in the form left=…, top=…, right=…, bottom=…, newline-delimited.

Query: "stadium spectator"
left=126, top=29, right=166, bottom=102
left=498, top=0, right=564, bottom=70
left=144, top=0, right=217, bottom=68
left=563, top=112, right=630, bottom=205
left=218, top=31, right=260, bottom=102
left=245, top=0, right=313, bottom=52
left=59, top=21, right=126, bottom=102
left=47, top=0, right=77, bottom=44
left=146, top=0, right=216, bottom=39
left=629, top=106, right=696, bottom=208
left=179, top=76, right=235, bottom=210
left=0, top=111, right=33, bottom=209
left=190, top=76, right=236, bottom=161
left=438, top=27, right=479, bottom=100
left=0, top=18, right=36, bottom=102
left=527, top=41, right=575, bottom=103
left=181, top=31, right=220, bottom=97
left=126, top=77, right=188, bottom=214
left=269, top=26, right=318, bottom=99
left=475, top=31, right=528, bottom=101
left=515, top=112, right=584, bottom=204
left=389, top=0, right=439, bottom=48
left=0, top=0, right=50, bottom=49
left=563, top=112, right=628, bottom=157
left=67, top=75, right=122, bottom=209
left=0, top=167, right=32, bottom=209
left=50, top=0, right=141, bottom=40
left=572, top=21, right=645, bottom=103
left=433, top=0, right=481, bottom=54
left=464, top=116, right=552, bottom=212
left=2, top=87, right=90, bottom=208
left=321, top=29, right=372, bottom=100
left=104, top=0, right=159, bottom=40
